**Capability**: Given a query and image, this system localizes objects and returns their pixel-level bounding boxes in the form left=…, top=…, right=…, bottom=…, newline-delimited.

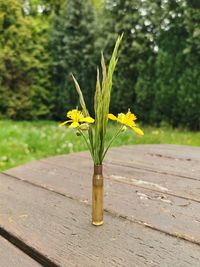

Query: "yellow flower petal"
left=126, top=111, right=137, bottom=121
left=126, top=121, right=136, bottom=128
left=117, top=113, right=125, bottom=122
left=67, top=109, right=82, bottom=122
left=80, top=116, right=94, bottom=123
left=108, top=113, right=117, bottom=121
left=132, top=127, right=144, bottom=136
left=69, top=122, right=80, bottom=128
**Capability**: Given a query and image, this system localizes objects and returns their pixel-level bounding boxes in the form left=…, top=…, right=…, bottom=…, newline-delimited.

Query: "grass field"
left=0, top=120, right=199, bottom=171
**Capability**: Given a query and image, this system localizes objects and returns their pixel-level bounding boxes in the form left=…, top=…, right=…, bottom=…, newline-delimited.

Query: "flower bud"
left=121, top=126, right=127, bottom=132
left=76, top=131, right=81, bottom=136
left=80, top=123, right=89, bottom=131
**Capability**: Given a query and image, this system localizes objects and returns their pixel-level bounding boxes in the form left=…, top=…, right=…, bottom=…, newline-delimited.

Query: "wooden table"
left=0, top=144, right=200, bottom=266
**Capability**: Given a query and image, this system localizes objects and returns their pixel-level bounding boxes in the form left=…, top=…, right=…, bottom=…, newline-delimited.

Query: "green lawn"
left=0, top=120, right=199, bottom=171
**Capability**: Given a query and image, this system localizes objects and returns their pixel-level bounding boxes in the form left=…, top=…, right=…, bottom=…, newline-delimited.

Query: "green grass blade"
left=71, top=74, right=94, bottom=158
left=94, top=68, right=102, bottom=164
left=101, top=52, right=107, bottom=97
left=102, top=34, right=123, bottom=146
left=71, top=74, right=89, bottom=116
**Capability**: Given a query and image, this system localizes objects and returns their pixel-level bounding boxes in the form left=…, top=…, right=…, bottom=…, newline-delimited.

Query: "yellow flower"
left=60, top=109, right=94, bottom=128
left=108, top=110, right=144, bottom=135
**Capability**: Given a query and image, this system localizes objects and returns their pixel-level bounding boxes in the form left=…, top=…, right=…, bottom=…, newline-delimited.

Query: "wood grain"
left=5, top=156, right=200, bottom=244
left=0, top=173, right=200, bottom=267
left=0, top=236, right=41, bottom=267
left=106, top=145, right=200, bottom=180
left=122, top=144, right=200, bottom=161
left=39, top=151, right=200, bottom=201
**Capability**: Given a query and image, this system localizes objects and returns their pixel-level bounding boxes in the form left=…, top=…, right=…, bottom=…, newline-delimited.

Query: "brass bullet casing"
left=92, top=165, right=104, bottom=226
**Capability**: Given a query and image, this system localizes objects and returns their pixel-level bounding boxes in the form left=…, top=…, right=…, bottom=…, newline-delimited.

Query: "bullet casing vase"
left=92, top=165, right=104, bottom=226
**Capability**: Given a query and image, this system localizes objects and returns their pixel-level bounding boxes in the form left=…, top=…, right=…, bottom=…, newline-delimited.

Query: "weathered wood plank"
left=120, top=144, right=200, bottom=161
left=37, top=152, right=200, bottom=202
left=33, top=144, right=200, bottom=182
left=0, top=173, right=200, bottom=267
left=0, top=236, right=41, bottom=267
left=106, top=162, right=200, bottom=202
left=105, top=145, right=200, bottom=180
left=48, top=144, right=200, bottom=180
left=126, top=144, right=200, bottom=161
left=4, top=154, right=200, bottom=244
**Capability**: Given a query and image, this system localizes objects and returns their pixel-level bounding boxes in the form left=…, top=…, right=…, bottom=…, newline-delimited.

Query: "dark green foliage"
left=135, top=56, right=156, bottom=123
left=135, top=0, right=200, bottom=130
left=50, top=0, right=97, bottom=119
left=99, top=0, right=140, bottom=114
left=0, top=0, right=199, bottom=129
left=100, top=0, right=163, bottom=117
left=0, top=0, right=51, bottom=119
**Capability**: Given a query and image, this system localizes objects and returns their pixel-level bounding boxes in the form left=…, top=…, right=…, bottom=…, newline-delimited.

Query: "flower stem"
left=78, top=129, right=94, bottom=161
left=102, top=126, right=123, bottom=161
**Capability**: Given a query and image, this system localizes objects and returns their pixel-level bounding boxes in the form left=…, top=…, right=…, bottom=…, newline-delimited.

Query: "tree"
left=50, top=0, right=97, bottom=119
left=0, top=0, right=51, bottom=119
left=97, top=0, right=158, bottom=116
left=135, top=0, right=200, bottom=129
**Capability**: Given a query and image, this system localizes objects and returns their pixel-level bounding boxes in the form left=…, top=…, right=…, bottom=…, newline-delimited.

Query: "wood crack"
left=2, top=172, right=200, bottom=248
left=75, top=153, right=200, bottom=182
left=146, top=152, right=193, bottom=162
left=0, top=226, right=59, bottom=267
left=106, top=175, right=200, bottom=204
left=105, top=160, right=200, bottom=182
left=24, top=159, right=200, bottom=204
